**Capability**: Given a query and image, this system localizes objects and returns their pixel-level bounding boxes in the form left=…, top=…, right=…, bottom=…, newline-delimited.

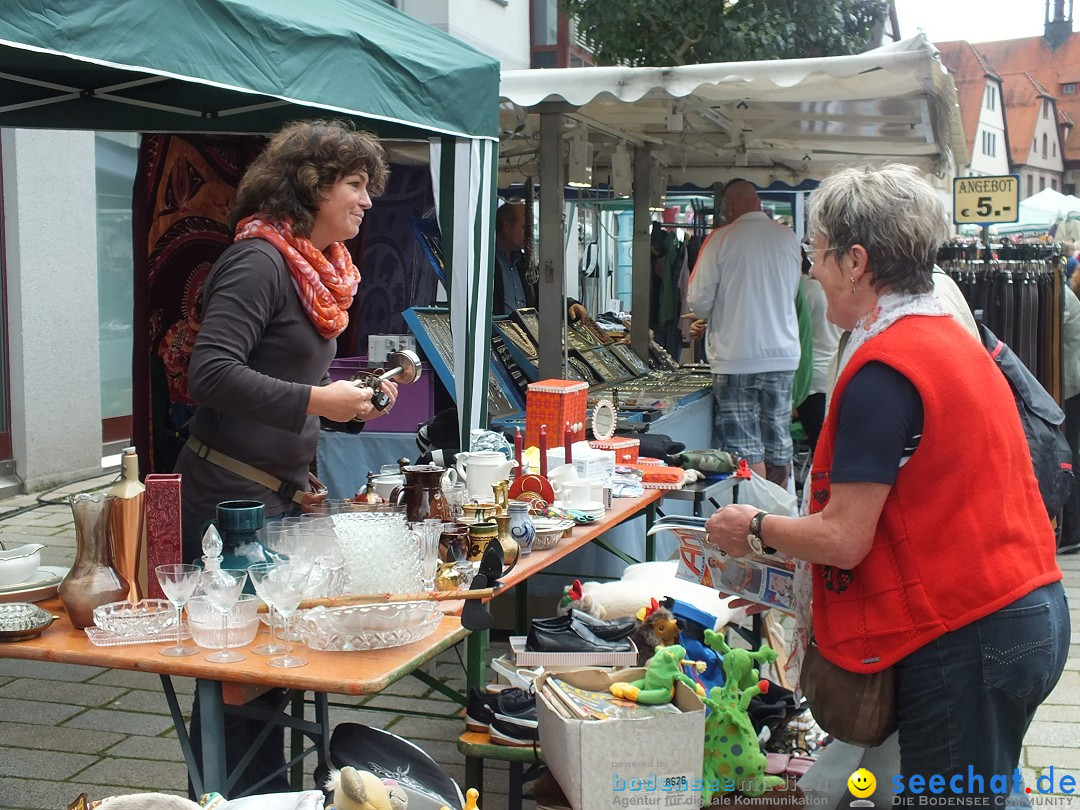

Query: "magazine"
left=647, top=515, right=796, bottom=615
left=544, top=677, right=683, bottom=721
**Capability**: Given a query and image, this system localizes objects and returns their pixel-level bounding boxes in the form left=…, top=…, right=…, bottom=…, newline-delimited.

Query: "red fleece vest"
left=810, top=315, right=1061, bottom=673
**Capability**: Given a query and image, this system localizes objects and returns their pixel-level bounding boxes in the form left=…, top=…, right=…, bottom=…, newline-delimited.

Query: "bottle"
left=109, top=447, right=145, bottom=602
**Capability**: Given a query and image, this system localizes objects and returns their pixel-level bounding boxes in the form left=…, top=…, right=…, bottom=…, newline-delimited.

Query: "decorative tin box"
left=526, top=379, right=588, bottom=449
left=588, top=437, right=639, bottom=463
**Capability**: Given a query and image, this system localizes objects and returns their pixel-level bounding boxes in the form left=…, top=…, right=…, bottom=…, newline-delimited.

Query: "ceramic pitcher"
left=390, top=464, right=452, bottom=524
left=455, top=451, right=517, bottom=500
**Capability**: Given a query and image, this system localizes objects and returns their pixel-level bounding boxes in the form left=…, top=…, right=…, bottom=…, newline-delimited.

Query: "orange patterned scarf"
left=234, top=215, right=360, bottom=340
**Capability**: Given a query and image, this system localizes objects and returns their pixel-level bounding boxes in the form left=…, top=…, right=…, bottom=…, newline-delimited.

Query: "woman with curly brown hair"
left=176, top=119, right=396, bottom=563
left=174, top=120, right=396, bottom=794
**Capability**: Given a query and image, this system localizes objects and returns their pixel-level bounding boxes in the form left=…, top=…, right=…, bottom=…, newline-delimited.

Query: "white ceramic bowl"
left=186, top=594, right=260, bottom=649
left=0, top=544, right=43, bottom=587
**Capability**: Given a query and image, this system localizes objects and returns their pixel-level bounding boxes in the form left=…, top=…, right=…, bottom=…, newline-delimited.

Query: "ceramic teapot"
left=454, top=451, right=517, bottom=500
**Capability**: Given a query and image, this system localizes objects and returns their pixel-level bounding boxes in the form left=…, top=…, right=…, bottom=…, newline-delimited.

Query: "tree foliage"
left=561, top=0, right=892, bottom=66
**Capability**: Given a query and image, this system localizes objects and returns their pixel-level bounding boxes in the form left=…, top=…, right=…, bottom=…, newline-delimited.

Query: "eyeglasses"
left=803, top=243, right=839, bottom=267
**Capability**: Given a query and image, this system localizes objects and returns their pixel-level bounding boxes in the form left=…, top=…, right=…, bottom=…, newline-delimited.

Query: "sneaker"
left=489, top=713, right=539, bottom=747
left=465, top=687, right=535, bottom=732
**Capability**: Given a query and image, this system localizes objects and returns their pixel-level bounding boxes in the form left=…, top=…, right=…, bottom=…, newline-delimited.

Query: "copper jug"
left=390, top=464, right=453, bottom=524
left=58, top=493, right=130, bottom=629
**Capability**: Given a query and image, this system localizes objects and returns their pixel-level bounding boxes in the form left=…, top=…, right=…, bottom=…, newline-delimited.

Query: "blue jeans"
left=894, top=581, right=1069, bottom=800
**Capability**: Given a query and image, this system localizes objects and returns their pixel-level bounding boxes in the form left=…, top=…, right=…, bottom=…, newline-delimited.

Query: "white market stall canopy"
left=498, top=34, right=966, bottom=187
left=991, top=189, right=1080, bottom=236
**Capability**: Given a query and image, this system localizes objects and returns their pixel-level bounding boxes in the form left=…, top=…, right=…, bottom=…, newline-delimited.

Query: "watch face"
left=746, top=533, right=764, bottom=556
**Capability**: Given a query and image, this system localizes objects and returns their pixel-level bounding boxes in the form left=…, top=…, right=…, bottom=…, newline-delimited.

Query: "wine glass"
left=247, top=562, right=288, bottom=656
left=155, top=563, right=202, bottom=657
left=264, top=562, right=312, bottom=668
left=200, top=568, right=248, bottom=663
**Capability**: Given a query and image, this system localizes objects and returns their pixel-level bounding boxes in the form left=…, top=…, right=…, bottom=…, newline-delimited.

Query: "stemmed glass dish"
left=257, top=562, right=312, bottom=668
left=200, top=568, right=248, bottom=663
left=155, top=563, right=201, bottom=657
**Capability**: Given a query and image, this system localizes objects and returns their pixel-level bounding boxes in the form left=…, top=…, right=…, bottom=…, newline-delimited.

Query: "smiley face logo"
left=848, top=768, right=876, bottom=798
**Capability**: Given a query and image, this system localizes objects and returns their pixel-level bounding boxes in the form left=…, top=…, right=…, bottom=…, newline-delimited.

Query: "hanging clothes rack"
left=938, top=241, right=1064, bottom=401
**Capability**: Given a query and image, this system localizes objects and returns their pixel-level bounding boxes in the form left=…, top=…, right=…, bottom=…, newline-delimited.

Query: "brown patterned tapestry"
left=132, top=134, right=264, bottom=476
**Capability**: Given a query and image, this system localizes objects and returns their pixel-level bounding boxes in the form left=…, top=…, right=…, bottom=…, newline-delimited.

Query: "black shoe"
left=465, top=687, right=535, bottom=732
left=525, top=618, right=634, bottom=653
left=531, top=609, right=637, bottom=641
left=489, top=714, right=539, bottom=747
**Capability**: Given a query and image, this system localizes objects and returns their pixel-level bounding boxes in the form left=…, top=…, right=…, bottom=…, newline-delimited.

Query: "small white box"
left=536, top=667, right=705, bottom=810
left=510, top=636, right=638, bottom=668
left=367, top=334, right=416, bottom=367
left=572, top=448, right=615, bottom=482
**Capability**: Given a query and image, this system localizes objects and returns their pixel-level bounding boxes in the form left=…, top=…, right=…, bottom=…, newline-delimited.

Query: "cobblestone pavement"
left=0, top=472, right=1077, bottom=809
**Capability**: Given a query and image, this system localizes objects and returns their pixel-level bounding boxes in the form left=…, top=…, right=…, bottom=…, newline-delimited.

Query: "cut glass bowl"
left=93, top=599, right=176, bottom=637
left=296, top=601, right=441, bottom=651
left=0, top=602, right=55, bottom=640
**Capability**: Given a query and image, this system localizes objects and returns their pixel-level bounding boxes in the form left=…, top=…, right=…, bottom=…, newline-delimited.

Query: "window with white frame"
left=1043, top=133, right=1049, bottom=158
left=986, top=84, right=996, bottom=110
left=1066, top=83, right=1077, bottom=94
left=1044, top=98, right=1051, bottom=118
left=982, top=131, right=997, bottom=156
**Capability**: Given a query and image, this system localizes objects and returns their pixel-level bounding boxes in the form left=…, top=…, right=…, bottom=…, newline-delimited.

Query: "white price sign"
left=953, top=175, right=1020, bottom=225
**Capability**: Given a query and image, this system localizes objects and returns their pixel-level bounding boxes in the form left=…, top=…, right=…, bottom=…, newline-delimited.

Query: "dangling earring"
left=850, top=277, right=856, bottom=294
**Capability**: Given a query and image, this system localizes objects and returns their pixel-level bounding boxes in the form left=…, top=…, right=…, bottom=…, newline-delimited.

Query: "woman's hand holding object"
left=308, top=380, right=375, bottom=422
left=703, top=503, right=758, bottom=557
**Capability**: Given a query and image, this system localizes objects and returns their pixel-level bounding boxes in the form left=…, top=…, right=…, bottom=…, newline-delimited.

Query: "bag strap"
left=185, top=437, right=304, bottom=505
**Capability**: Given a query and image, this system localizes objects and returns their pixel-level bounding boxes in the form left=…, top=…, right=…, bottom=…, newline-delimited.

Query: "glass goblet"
left=200, top=568, right=248, bottom=663
left=247, top=562, right=288, bottom=656
left=264, top=563, right=312, bottom=669
left=414, top=520, right=442, bottom=591
left=155, top=563, right=202, bottom=657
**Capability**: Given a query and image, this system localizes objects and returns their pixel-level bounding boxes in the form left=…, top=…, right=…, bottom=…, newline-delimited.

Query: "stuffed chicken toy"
left=326, top=766, right=408, bottom=810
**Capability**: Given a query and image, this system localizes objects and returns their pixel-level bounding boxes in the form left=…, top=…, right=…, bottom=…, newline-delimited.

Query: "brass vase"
left=494, top=514, right=520, bottom=568
left=58, top=493, right=130, bottom=629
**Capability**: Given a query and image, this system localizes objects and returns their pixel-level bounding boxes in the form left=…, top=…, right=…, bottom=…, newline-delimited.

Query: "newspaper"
left=647, top=515, right=796, bottom=615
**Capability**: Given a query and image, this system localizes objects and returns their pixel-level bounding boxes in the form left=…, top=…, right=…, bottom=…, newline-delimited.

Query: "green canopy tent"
left=0, top=0, right=499, bottom=448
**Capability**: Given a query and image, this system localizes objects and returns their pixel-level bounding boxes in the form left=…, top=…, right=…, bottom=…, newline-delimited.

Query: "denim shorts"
left=712, top=371, right=794, bottom=465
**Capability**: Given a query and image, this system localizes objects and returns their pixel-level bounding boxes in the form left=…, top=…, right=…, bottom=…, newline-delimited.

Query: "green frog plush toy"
left=698, top=629, right=785, bottom=803
left=609, top=643, right=705, bottom=704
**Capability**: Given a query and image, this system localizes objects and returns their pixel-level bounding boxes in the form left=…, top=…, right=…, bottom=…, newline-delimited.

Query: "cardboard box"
left=526, top=379, right=588, bottom=449
left=367, top=334, right=416, bottom=367
left=536, top=667, right=705, bottom=810
left=571, top=448, right=615, bottom=482
left=510, top=635, right=638, bottom=668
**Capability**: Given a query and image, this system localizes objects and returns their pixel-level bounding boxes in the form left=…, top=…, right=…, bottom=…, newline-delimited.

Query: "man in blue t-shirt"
left=493, top=201, right=586, bottom=320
